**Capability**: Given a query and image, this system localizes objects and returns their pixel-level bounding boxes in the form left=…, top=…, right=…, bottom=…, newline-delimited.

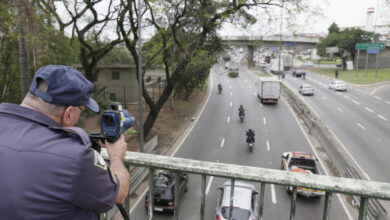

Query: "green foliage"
left=317, top=24, right=373, bottom=61
left=174, top=50, right=216, bottom=100
left=99, top=46, right=134, bottom=65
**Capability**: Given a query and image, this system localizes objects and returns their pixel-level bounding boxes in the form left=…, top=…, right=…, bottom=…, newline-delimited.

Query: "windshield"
left=221, top=207, right=250, bottom=219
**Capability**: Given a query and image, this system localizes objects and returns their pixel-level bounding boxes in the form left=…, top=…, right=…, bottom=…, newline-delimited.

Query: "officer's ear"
left=60, top=106, right=75, bottom=127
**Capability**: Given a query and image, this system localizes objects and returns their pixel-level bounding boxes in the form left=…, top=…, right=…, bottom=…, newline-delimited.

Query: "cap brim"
left=86, top=98, right=99, bottom=112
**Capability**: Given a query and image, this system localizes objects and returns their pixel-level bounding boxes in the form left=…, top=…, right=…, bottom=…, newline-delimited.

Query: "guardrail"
left=101, top=150, right=390, bottom=220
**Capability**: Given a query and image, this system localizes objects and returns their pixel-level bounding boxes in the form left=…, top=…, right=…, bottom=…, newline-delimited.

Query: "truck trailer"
left=257, top=77, right=281, bottom=104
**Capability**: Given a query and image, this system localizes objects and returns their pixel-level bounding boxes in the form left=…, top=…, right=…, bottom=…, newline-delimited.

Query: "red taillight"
left=145, top=200, right=149, bottom=205
left=168, top=202, right=174, bottom=207
left=216, top=214, right=221, bottom=220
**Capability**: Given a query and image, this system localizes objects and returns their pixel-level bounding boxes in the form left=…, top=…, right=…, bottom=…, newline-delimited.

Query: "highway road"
left=129, top=63, right=352, bottom=219
left=283, top=70, right=390, bottom=183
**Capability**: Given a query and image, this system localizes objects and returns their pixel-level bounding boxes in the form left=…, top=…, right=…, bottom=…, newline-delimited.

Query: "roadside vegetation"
left=312, top=68, right=390, bottom=84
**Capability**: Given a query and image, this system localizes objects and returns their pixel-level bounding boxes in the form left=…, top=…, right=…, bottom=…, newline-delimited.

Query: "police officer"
left=0, top=65, right=130, bottom=219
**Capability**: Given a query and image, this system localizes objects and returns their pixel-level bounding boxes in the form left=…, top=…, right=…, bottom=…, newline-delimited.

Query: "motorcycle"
left=247, top=141, right=254, bottom=152
left=218, top=86, right=222, bottom=94
left=239, top=112, right=245, bottom=122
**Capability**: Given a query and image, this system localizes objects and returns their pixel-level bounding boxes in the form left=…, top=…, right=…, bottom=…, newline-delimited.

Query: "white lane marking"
left=249, top=85, right=252, bottom=89
left=229, top=85, right=232, bottom=89
left=205, top=176, right=214, bottom=195
left=266, top=140, right=270, bottom=151
left=386, top=100, right=390, bottom=105
left=284, top=97, right=354, bottom=220
left=364, top=107, right=374, bottom=113
left=377, top=114, right=389, bottom=122
left=227, top=116, right=230, bottom=123
left=374, top=96, right=382, bottom=101
left=230, top=92, right=233, bottom=96
left=254, top=92, right=257, bottom=96
left=356, top=122, right=366, bottom=131
left=131, top=69, right=216, bottom=214
left=370, top=86, right=382, bottom=95
left=337, top=107, right=343, bottom=113
left=322, top=96, right=327, bottom=100
left=352, top=100, right=360, bottom=105
left=271, top=184, right=277, bottom=204
left=244, top=79, right=247, bottom=83
left=220, top=138, right=225, bottom=148
left=344, top=95, right=350, bottom=99
left=263, top=117, right=267, bottom=125
left=230, top=102, right=233, bottom=107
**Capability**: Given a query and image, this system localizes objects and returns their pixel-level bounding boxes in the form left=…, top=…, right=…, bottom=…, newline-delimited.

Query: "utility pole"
left=137, top=0, right=144, bottom=153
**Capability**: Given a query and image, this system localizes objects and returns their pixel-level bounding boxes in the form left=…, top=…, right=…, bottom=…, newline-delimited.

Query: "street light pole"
left=137, top=0, right=144, bottom=152
left=278, top=6, right=283, bottom=80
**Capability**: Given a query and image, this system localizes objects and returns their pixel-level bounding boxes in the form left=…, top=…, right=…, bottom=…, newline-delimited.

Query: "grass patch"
left=311, top=68, right=390, bottom=84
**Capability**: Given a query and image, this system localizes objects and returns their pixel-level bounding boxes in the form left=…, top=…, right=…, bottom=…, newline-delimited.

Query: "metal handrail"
left=101, top=150, right=390, bottom=220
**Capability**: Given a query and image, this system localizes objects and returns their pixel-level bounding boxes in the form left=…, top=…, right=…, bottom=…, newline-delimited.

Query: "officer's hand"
left=105, top=134, right=127, bottom=161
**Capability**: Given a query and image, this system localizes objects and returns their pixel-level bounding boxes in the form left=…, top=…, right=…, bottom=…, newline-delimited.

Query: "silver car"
left=328, top=80, right=347, bottom=91
left=299, top=84, right=314, bottom=95
left=216, top=181, right=259, bottom=220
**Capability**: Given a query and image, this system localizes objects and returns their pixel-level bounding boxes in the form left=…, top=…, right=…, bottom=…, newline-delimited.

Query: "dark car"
left=292, top=69, right=305, bottom=77
left=145, top=171, right=188, bottom=213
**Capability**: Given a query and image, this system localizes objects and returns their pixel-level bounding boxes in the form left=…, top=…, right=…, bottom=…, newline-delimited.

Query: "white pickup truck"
left=256, top=77, right=281, bottom=104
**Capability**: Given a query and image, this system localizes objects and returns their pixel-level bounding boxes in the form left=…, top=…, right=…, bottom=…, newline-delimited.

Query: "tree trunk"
left=18, top=2, right=30, bottom=99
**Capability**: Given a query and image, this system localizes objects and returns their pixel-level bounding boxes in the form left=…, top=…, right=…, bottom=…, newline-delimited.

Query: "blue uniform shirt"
left=0, top=103, right=119, bottom=220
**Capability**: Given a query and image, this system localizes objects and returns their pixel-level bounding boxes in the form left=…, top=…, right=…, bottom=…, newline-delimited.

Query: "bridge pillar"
left=247, top=46, right=254, bottom=67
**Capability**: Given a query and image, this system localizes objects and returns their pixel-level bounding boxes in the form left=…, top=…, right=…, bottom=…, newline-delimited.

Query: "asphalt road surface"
left=129, top=63, right=353, bottom=219
left=283, top=71, right=390, bottom=183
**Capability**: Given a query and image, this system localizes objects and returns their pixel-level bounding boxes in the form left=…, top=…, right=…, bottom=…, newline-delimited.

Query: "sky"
left=219, top=0, right=388, bottom=36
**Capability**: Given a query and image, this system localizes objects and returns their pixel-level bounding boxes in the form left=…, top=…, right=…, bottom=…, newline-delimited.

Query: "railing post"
left=358, top=197, right=369, bottom=220
left=148, top=168, right=154, bottom=220
left=200, top=175, right=206, bottom=220
left=258, top=182, right=266, bottom=220
left=323, top=192, right=332, bottom=220
left=174, top=173, right=179, bottom=220
left=290, top=187, right=297, bottom=220
left=229, top=179, right=235, bottom=220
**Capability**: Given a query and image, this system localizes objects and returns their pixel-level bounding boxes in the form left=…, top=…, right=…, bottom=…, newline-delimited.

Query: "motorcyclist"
left=238, top=105, right=245, bottom=114
left=246, top=128, right=255, bottom=143
left=217, top=83, right=222, bottom=93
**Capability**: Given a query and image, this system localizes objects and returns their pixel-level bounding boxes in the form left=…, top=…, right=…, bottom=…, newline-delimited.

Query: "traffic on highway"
left=129, top=56, right=364, bottom=219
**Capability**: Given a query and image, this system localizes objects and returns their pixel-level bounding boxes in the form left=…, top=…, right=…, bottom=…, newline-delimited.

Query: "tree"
left=117, top=0, right=309, bottom=138
left=38, top=0, right=124, bottom=81
left=317, top=24, right=373, bottom=70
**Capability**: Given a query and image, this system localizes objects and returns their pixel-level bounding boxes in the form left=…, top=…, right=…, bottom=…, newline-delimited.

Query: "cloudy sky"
left=219, top=0, right=388, bottom=36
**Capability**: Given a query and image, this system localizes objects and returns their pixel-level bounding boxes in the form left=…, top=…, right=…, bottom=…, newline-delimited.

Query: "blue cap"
left=29, top=65, right=99, bottom=112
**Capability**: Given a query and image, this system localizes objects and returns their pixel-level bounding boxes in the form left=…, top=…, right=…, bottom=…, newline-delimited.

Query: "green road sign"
left=355, top=43, right=385, bottom=50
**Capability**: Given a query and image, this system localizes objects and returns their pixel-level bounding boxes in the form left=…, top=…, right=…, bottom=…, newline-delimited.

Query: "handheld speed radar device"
left=101, top=102, right=136, bottom=142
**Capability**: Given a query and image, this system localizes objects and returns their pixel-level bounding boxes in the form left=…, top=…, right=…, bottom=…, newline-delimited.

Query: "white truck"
left=257, top=77, right=281, bottom=104
left=270, top=58, right=283, bottom=74
left=282, top=54, right=293, bottom=70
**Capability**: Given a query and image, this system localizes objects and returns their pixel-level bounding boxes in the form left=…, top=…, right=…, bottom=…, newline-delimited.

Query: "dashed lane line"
left=271, top=184, right=277, bottom=204
left=205, top=176, right=214, bottom=195
left=220, top=138, right=225, bottom=148
left=374, top=96, right=382, bottom=101
left=386, top=100, right=390, bottom=105
left=266, top=140, right=270, bottom=151
left=352, top=100, right=360, bottom=105
left=356, top=122, right=366, bottom=131
left=230, top=92, right=233, bottom=96
left=227, top=116, right=230, bottom=124
left=377, top=114, right=389, bottom=122
left=364, top=107, right=374, bottom=113
left=263, top=117, right=267, bottom=125
left=344, top=95, right=350, bottom=99
left=230, top=102, right=232, bottom=107
left=337, top=107, right=343, bottom=113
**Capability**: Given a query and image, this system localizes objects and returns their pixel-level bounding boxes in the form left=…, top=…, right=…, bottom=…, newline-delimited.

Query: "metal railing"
left=101, top=150, right=390, bottom=220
